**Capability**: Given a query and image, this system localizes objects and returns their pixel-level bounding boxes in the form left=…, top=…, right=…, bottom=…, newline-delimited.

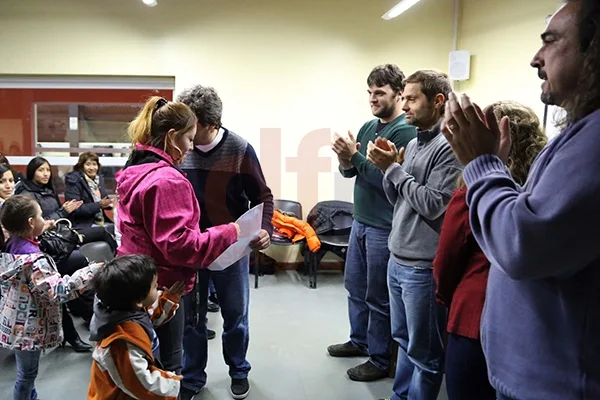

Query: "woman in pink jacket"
left=116, top=96, right=240, bottom=373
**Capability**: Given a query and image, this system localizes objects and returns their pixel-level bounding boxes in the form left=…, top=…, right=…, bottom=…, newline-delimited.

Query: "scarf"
left=85, top=174, right=104, bottom=226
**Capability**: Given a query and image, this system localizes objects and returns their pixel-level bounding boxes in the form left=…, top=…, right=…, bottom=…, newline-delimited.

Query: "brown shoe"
left=327, top=341, right=368, bottom=357
left=347, top=361, right=388, bottom=382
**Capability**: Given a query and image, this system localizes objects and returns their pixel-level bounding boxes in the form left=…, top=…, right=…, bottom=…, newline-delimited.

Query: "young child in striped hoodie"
left=87, top=254, right=185, bottom=400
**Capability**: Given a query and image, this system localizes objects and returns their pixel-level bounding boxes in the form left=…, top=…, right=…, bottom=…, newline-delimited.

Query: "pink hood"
left=115, top=144, right=238, bottom=294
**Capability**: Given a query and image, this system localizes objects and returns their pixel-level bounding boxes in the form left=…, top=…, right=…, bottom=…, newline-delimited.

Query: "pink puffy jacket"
left=115, top=144, right=238, bottom=294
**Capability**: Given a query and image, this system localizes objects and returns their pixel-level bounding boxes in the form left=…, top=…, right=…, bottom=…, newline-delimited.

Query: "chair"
left=104, top=223, right=115, bottom=237
left=254, top=200, right=304, bottom=288
left=79, top=241, right=115, bottom=264
left=306, top=201, right=353, bottom=289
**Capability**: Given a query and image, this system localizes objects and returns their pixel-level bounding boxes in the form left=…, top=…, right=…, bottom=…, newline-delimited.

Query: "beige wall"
left=457, top=0, right=560, bottom=119
left=0, top=0, right=454, bottom=210
left=0, top=0, right=558, bottom=211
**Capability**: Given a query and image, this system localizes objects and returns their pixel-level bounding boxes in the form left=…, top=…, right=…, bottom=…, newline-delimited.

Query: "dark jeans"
left=155, top=296, right=185, bottom=373
left=57, top=250, right=93, bottom=323
left=57, top=249, right=88, bottom=276
left=61, top=304, right=79, bottom=342
left=388, top=260, right=446, bottom=400
left=182, top=256, right=251, bottom=392
left=445, top=334, right=495, bottom=400
left=76, top=225, right=117, bottom=254
left=344, top=220, right=392, bottom=371
left=56, top=250, right=94, bottom=324
left=208, top=278, right=216, bottom=299
left=14, top=350, right=41, bottom=400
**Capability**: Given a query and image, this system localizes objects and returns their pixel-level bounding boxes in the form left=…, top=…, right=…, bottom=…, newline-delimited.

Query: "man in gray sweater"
left=368, top=70, right=462, bottom=400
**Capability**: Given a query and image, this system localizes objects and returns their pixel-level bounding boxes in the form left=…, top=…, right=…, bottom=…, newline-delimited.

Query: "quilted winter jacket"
left=0, top=253, right=100, bottom=351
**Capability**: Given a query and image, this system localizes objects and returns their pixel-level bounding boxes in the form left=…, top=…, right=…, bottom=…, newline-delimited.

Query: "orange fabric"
left=88, top=362, right=125, bottom=400
left=271, top=210, right=321, bottom=252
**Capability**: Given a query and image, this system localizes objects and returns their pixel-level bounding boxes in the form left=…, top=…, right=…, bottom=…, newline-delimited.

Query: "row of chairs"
left=254, top=199, right=353, bottom=289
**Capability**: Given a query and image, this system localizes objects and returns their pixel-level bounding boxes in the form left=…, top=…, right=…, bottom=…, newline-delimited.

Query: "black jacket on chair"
left=14, top=179, right=68, bottom=221
left=64, top=170, right=111, bottom=228
left=307, top=201, right=354, bottom=235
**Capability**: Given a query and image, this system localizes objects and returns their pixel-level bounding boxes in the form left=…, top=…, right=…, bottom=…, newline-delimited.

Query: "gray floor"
left=0, top=271, right=448, bottom=400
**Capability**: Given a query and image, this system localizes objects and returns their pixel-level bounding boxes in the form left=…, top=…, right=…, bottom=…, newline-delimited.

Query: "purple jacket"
left=464, top=109, right=600, bottom=400
left=5, top=237, right=41, bottom=255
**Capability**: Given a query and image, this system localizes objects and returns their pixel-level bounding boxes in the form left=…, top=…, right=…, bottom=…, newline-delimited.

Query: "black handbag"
left=39, top=218, right=84, bottom=265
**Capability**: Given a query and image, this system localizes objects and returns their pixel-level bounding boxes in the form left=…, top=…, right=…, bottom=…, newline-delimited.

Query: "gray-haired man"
left=177, top=85, right=274, bottom=400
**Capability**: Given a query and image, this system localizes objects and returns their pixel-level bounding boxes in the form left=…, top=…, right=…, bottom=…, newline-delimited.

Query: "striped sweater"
left=180, top=128, right=274, bottom=234
left=88, top=291, right=181, bottom=400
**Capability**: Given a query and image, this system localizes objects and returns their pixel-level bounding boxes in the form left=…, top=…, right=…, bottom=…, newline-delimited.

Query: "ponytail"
left=128, top=96, right=164, bottom=146
left=127, top=96, right=198, bottom=161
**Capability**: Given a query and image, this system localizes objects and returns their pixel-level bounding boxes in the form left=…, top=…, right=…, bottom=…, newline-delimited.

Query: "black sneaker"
left=327, top=341, right=368, bottom=357
left=179, top=386, right=199, bottom=400
left=207, top=300, right=220, bottom=313
left=347, top=360, right=389, bottom=382
left=207, top=328, right=216, bottom=340
left=230, top=378, right=250, bottom=399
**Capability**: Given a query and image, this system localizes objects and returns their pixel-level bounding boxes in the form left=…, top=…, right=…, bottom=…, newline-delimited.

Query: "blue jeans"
left=182, top=256, right=250, bottom=392
left=208, top=279, right=216, bottom=298
left=388, top=259, right=446, bottom=400
left=151, top=329, right=161, bottom=361
left=14, top=350, right=41, bottom=400
left=344, top=220, right=392, bottom=371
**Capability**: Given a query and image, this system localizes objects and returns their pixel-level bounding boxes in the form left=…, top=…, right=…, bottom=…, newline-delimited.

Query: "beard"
left=374, top=103, right=395, bottom=119
left=408, top=114, right=425, bottom=129
left=539, top=69, right=558, bottom=106
left=407, top=104, right=438, bottom=130
left=540, top=81, right=556, bottom=106
left=541, top=91, right=556, bottom=106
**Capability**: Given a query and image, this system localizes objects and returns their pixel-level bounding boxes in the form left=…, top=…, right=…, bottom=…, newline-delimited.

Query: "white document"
left=208, top=203, right=264, bottom=271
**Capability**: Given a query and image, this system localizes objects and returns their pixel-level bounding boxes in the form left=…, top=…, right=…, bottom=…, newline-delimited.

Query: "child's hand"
left=166, top=281, right=185, bottom=298
left=43, top=220, right=56, bottom=232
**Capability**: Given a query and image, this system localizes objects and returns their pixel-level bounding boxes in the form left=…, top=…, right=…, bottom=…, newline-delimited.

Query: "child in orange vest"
left=87, top=254, right=184, bottom=400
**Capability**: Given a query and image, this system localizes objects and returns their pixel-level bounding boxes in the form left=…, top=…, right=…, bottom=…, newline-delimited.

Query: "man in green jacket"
left=328, top=64, right=417, bottom=381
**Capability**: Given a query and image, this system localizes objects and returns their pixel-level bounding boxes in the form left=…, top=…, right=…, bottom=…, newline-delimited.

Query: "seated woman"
left=64, top=152, right=114, bottom=228
left=0, top=153, right=25, bottom=183
left=0, top=163, right=15, bottom=204
left=16, top=156, right=117, bottom=254
left=0, top=164, right=15, bottom=242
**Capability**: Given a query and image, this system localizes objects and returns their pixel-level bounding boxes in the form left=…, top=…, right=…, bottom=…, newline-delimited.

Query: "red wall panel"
left=0, top=88, right=173, bottom=156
